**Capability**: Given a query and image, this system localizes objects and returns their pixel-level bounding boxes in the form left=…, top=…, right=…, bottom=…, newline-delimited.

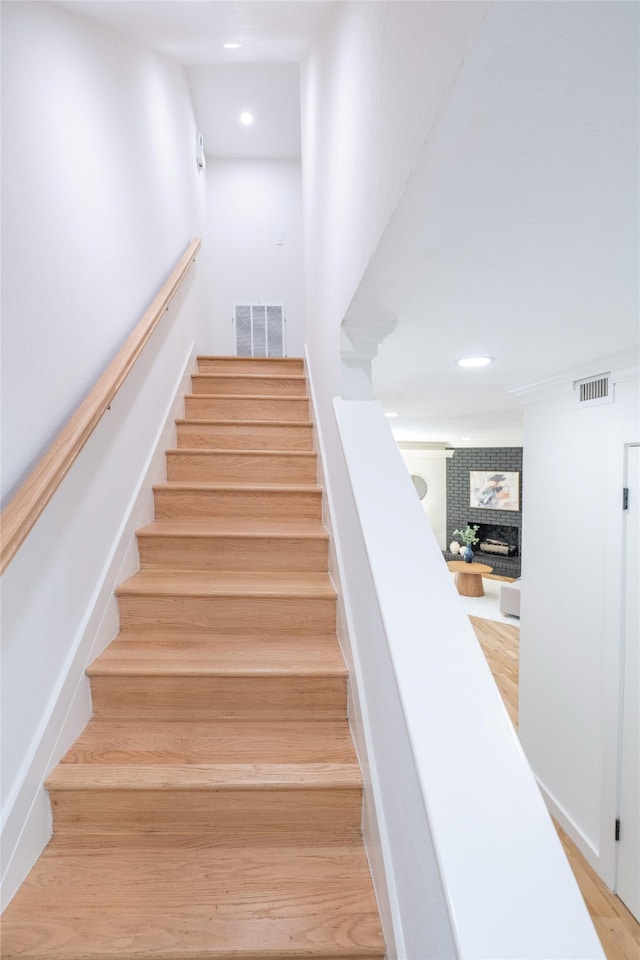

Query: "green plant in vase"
left=452, top=525, right=480, bottom=563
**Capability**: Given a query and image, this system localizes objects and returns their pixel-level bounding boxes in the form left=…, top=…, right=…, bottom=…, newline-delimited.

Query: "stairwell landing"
left=1, top=357, right=385, bottom=960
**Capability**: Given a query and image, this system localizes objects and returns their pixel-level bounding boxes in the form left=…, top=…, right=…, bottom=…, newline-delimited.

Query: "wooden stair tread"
left=193, top=373, right=307, bottom=381
left=196, top=354, right=304, bottom=361
left=47, top=763, right=362, bottom=790
left=193, top=367, right=307, bottom=384
left=89, top=635, right=346, bottom=675
left=153, top=480, right=321, bottom=492
left=197, top=354, right=304, bottom=358
left=57, top=719, right=358, bottom=766
left=184, top=393, right=309, bottom=401
left=115, top=570, right=336, bottom=598
left=196, top=373, right=306, bottom=382
left=137, top=518, right=328, bottom=538
left=166, top=447, right=315, bottom=457
left=176, top=418, right=312, bottom=427
left=1, top=837, right=384, bottom=959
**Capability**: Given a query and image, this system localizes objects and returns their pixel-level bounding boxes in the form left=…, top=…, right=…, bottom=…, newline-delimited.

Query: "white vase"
left=450, top=541, right=460, bottom=555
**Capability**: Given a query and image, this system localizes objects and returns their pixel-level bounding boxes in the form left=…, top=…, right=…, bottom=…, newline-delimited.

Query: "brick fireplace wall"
left=445, top=447, right=523, bottom=578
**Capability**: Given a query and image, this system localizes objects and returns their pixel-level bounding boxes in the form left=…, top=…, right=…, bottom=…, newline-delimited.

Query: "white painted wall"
left=301, top=0, right=491, bottom=427
left=300, top=4, right=491, bottom=948
left=1, top=0, right=207, bottom=504
left=201, top=159, right=305, bottom=357
left=397, top=445, right=448, bottom=549
left=300, top=5, right=610, bottom=951
left=299, top=3, right=605, bottom=954
left=1, top=1, right=210, bottom=906
left=518, top=356, right=640, bottom=890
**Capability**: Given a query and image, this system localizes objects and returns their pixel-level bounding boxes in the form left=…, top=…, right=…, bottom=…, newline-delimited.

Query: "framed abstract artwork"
left=470, top=471, right=520, bottom=511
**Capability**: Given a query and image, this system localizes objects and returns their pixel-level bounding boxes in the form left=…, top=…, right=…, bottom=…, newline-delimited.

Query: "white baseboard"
left=0, top=346, right=197, bottom=912
left=537, top=775, right=601, bottom=875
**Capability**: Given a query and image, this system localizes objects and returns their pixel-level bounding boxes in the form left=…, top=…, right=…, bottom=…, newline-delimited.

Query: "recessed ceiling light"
left=457, top=356, right=494, bottom=368
left=223, top=42, right=242, bottom=49
left=384, top=411, right=399, bottom=418
left=239, top=112, right=253, bottom=126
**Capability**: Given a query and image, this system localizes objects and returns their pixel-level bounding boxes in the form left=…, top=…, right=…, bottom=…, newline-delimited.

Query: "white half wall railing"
left=319, top=392, right=604, bottom=958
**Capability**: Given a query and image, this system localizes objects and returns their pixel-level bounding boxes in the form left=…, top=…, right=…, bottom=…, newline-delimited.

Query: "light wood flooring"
left=470, top=614, right=640, bottom=960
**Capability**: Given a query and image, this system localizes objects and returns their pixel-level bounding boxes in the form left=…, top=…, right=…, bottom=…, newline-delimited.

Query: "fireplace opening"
left=468, top=521, right=519, bottom=557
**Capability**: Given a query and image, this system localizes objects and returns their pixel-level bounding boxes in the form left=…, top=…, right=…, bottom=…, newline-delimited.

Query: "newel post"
left=340, top=314, right=397, bottom=401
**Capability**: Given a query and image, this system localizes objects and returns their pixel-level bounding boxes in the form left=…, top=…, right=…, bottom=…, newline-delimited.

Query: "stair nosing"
left=193, top=372, right=307, bottom=380
left=88, top=665, right=347, bottom=678
left=184, top=393, right=309, bottom=401
left=153, top=481, right=322, bottom=492
left=176, top=418, right=313, bottom=427
left=165, top=448, right=316, bottom=458
left=47, top=763, right=362, bottom=791
left=136, top=521, right=329, bottom=540
left=115, top=570, right=335, bottom=595
left=196, top=355, right=304, bottom=360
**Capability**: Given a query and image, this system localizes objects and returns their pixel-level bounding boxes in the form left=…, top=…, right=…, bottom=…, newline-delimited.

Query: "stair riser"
left=165, top=452, right=317, bottom=484
left=90, top=676, right=347, bottom=721
left=185, top=396, right=310, bottom=421
left=117, top=595, right=336, bottom=635
left=137, top=536, right=329, bottom=572
left=154, top=487, right=322, bottom=521
left=49, top=789, right=361, bottom=838
left=197, top=357, right=304, bottom=375
left=176, top=422, right=314, bottom=451
left=191, top=375, right=307, bottom=398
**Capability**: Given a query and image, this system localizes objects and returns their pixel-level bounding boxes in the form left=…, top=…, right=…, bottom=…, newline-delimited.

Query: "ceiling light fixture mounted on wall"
left=239, top=112, right=254, bottom=126
left=195, top=131, right=205, bottom=171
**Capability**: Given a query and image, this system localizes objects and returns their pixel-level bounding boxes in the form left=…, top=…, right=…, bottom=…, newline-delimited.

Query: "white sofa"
left=500, top=579, right=521, bottom=618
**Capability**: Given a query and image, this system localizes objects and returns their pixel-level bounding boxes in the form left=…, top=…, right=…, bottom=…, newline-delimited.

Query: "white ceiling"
left=187, top=63, right=302, bottom=159
left=56, top=1, right=638, bottom=447
left=346, top=1, right=639, bottom=446
left=57, top=1, right=336, bottom=158
left=57, top=1, right=336, bottom=63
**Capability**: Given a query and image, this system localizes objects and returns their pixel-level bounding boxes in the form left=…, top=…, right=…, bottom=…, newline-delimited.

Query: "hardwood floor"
left=469, top=616, right=519, bottom=727
left=470, top=614, right=640, bottom=960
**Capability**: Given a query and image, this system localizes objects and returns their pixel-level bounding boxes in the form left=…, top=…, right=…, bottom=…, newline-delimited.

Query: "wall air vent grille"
left=575, top=373, right=612, bottom=407
left=234, top=302, right=285, bottom=358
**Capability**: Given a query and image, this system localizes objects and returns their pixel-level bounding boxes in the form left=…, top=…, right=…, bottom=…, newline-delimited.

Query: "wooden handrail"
left=0, top=238, right=201, bottom=574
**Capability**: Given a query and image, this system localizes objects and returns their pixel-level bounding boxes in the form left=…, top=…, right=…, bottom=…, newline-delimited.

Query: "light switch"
left=275, top=231, right=284, bottom=245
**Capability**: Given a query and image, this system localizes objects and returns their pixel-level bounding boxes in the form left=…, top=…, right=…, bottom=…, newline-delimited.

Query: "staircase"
left=1, top=357, right=385, bottom=959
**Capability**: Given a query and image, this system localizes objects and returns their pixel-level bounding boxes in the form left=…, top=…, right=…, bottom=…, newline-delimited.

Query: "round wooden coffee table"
left=447, top=560, right=493, bottom=597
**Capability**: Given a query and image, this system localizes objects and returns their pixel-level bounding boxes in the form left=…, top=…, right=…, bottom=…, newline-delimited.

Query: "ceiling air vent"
left=575, top=373, right=612, bottom=407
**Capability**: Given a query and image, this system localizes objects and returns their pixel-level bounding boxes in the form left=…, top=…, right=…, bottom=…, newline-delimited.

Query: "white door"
left=617, top=443, right=640, bottom=921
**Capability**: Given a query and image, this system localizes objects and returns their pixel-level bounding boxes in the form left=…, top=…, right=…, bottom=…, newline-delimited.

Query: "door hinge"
left=615, top=818, right=621, bottom=842
left=623, top=487, right=629, bottom=510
